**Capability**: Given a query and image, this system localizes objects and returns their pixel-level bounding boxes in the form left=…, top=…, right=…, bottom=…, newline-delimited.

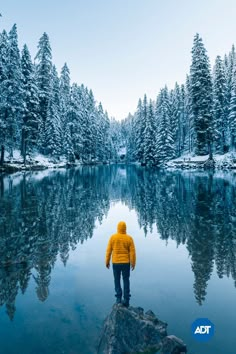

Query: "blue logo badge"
left=191, top=318, right=214, bottom=342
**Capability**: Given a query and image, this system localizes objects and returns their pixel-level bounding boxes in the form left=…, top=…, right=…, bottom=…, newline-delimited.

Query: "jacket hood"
left=117, top=221, right=126, bottom=234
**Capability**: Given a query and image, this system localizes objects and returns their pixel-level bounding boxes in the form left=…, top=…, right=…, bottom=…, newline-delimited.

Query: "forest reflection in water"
left=0, top=165, right=236, bottom=320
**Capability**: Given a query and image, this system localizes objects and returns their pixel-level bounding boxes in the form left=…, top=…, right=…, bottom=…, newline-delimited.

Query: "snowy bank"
left=0, top=155, right=71, bottom=173
left=0, top=151, right=87, bottom=173
left=166, top=152, right=236, bottom=170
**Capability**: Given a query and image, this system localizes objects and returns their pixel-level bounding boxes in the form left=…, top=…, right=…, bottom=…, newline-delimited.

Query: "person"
left=105, top=221, right=136, bottom=307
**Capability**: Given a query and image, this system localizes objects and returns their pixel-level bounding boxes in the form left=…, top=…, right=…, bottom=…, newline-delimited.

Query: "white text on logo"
left=194, top=326, right=211, bottom=334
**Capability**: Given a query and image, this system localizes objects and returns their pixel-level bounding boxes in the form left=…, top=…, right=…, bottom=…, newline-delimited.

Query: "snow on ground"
left=5, top=149, right=23, bottom=162
left=167, top=152, right=236, bottom=169
left=2, top=150, right=74, bottom=172
left=118, top=147, right=126, bottom=156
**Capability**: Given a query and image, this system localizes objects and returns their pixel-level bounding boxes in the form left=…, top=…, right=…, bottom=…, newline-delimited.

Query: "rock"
left=203, top=158, right=215, bottom=170
left=97, top=305, right=187, bottom=354
left=160, top=335, right=187, bottom=354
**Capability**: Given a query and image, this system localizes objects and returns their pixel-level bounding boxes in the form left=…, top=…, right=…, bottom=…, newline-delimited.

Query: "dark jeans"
left=112, top=263, right=130, bottom=301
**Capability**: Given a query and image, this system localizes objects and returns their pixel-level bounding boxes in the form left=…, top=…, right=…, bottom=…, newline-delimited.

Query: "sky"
left=1, top=0, right=236, bottom=120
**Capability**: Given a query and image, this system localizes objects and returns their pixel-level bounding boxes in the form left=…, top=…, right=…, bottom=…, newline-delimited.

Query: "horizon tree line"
left=1, top=24, right=236, bottom=166
left=0, top=24, right=118, bottom=165
left=123, top=34, right=236, bottom=165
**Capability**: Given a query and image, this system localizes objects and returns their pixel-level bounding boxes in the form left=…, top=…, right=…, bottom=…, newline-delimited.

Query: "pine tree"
left=21, top=44, right=39, bottom=162
left=45, top=66, right=62, bottom=157
left=35, top=32, right=52, bottom=153
left=67, top=83, right=82, bottom=160
left=133, top=98, right=143, bottom=162
left=179, top=84, right=187, bottom=154
left=184, top=75, right=195, bottom=153
left=87, top=89, right=97, bottom=160
left=2, top=24, right=23, bottom=158
left=103, top=110, right=111, bottom=161
left=0, top=30, right=8, bottom=164
left=225, top=45, right=236, bottom=149
left=190, top=33, right=213, bottom=156
left=96, top=102, right=105, bottom=161
left=144, top=100, right=156, bottom=165
left=156, top=87, right=175, bottom=163
left=59, top=63, right=70, bottom=153
left=212, top=55, right=227, bottom=153
left=228, top=71, right=236, bottom=150
left=172, top=83, right=182, bottom=157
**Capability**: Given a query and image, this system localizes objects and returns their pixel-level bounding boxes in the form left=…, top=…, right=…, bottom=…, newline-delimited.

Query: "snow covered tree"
left=102, top=110, right=111, bottom=161
left=45, top=66, right=62, bottom=157
left=35, top=32, right=52, bottom=153
left=179, top=83, right=188, bottom=154
left=212, top=55, right=227, bottom=153
left=224, top=45, right=236, bottom=148
left=95, top=102, right=105, bottom=161
left=67, top=83, right=82, bottom=160
left=7, top=24, right=23, bottom=156
left=134, top=95, right=148, bottom=163
left=190, top=33, right=213, bottom=156
left=144, top=100, right=156, bottom=165
left=184, top=75, right=195, bottom=153
left=60, top=63, right=70, bottom=111
left=1, top=24, right=23, bottom=159
left=0, top=30, right=8, bottom=164
left=21, top=44, right=39, bottom=162
left=109, top=117, right=121, bottom=161
left=59, top=63, right=70, bottom=153
left=86, top=89, right=97, bottom=160
left=121, top=114, right=134, bottom=162
left=228, top=71, right=236, bottom=150
left=171, top=83, right=183, bottom=157
left=155, top=87, right=175, bottom=163
left=133, top=98, right=143, bottom=162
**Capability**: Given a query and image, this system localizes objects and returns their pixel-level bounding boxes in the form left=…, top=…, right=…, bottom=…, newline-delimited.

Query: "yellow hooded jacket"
left=105, top=221, right=136, bottom=267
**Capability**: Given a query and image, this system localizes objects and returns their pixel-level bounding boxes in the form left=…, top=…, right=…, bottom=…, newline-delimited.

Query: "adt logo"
left=191, top=318, right=214, bottom=342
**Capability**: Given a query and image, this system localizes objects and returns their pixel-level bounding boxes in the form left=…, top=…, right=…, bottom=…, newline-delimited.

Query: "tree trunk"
left=208, top=141, right=213, bottom=160
left=0, top=145, right=4, bottom=166
left=23, top=140, right=27, bottom=165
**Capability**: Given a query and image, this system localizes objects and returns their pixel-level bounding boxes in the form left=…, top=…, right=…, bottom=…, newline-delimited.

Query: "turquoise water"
left=0, top=166, right=235, bottom=354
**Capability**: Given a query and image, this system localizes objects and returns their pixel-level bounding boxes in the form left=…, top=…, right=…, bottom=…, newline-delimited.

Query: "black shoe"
left=116, top=297, right=122, bottom=304
left=122, top=300, right=129, bottom=307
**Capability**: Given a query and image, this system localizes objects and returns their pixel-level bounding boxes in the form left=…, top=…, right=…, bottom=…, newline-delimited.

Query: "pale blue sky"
left=1, top=0, right=236, bottom=120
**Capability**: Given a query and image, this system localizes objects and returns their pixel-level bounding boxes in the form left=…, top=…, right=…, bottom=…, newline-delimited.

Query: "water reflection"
left=0, top=166, right=236, bottom=319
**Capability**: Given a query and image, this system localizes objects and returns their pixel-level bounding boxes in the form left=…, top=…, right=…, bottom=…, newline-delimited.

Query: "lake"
left=0, top=165, right=236, bottom=354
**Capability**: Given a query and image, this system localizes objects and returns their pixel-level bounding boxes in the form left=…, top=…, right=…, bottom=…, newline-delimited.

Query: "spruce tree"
left=21, top=44, right=39, bottom=162
left=96, top=102, right=105, bottom=161
left=144, top=100, right=156, bottom=165
left=212, top=55, right=227, bottom=153
left=225, top=45, right=236, bottom=149
left=155, top=87, right=175, bottom=163
left=67, top=83, right=82, bottom=160
left=35, top=32, right=52, bottom=153
left=228, top=71, right=236, bottom=150
left=172, top=83, right=182, bottom=157
left=5, top=24, right=23, bottom=158
left=190, top=33, right=213, bottom=156
left=133, top=98, right=143, bottom=162
left=0, top=30, right=8, bottom=164
left=184, top=75, right=195, bottom=154
left=45, top=66, right=62, bottom=157
left=59, top=63, right=70, bottom=152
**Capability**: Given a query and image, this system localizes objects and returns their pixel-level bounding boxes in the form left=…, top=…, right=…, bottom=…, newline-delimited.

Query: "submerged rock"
left=203, top=158, right=215, bottom=170
left=97, top=304, right=187, bottom=354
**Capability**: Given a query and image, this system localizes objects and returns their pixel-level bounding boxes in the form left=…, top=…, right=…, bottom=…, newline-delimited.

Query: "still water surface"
left=0, top=166, right=236, bottom=354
